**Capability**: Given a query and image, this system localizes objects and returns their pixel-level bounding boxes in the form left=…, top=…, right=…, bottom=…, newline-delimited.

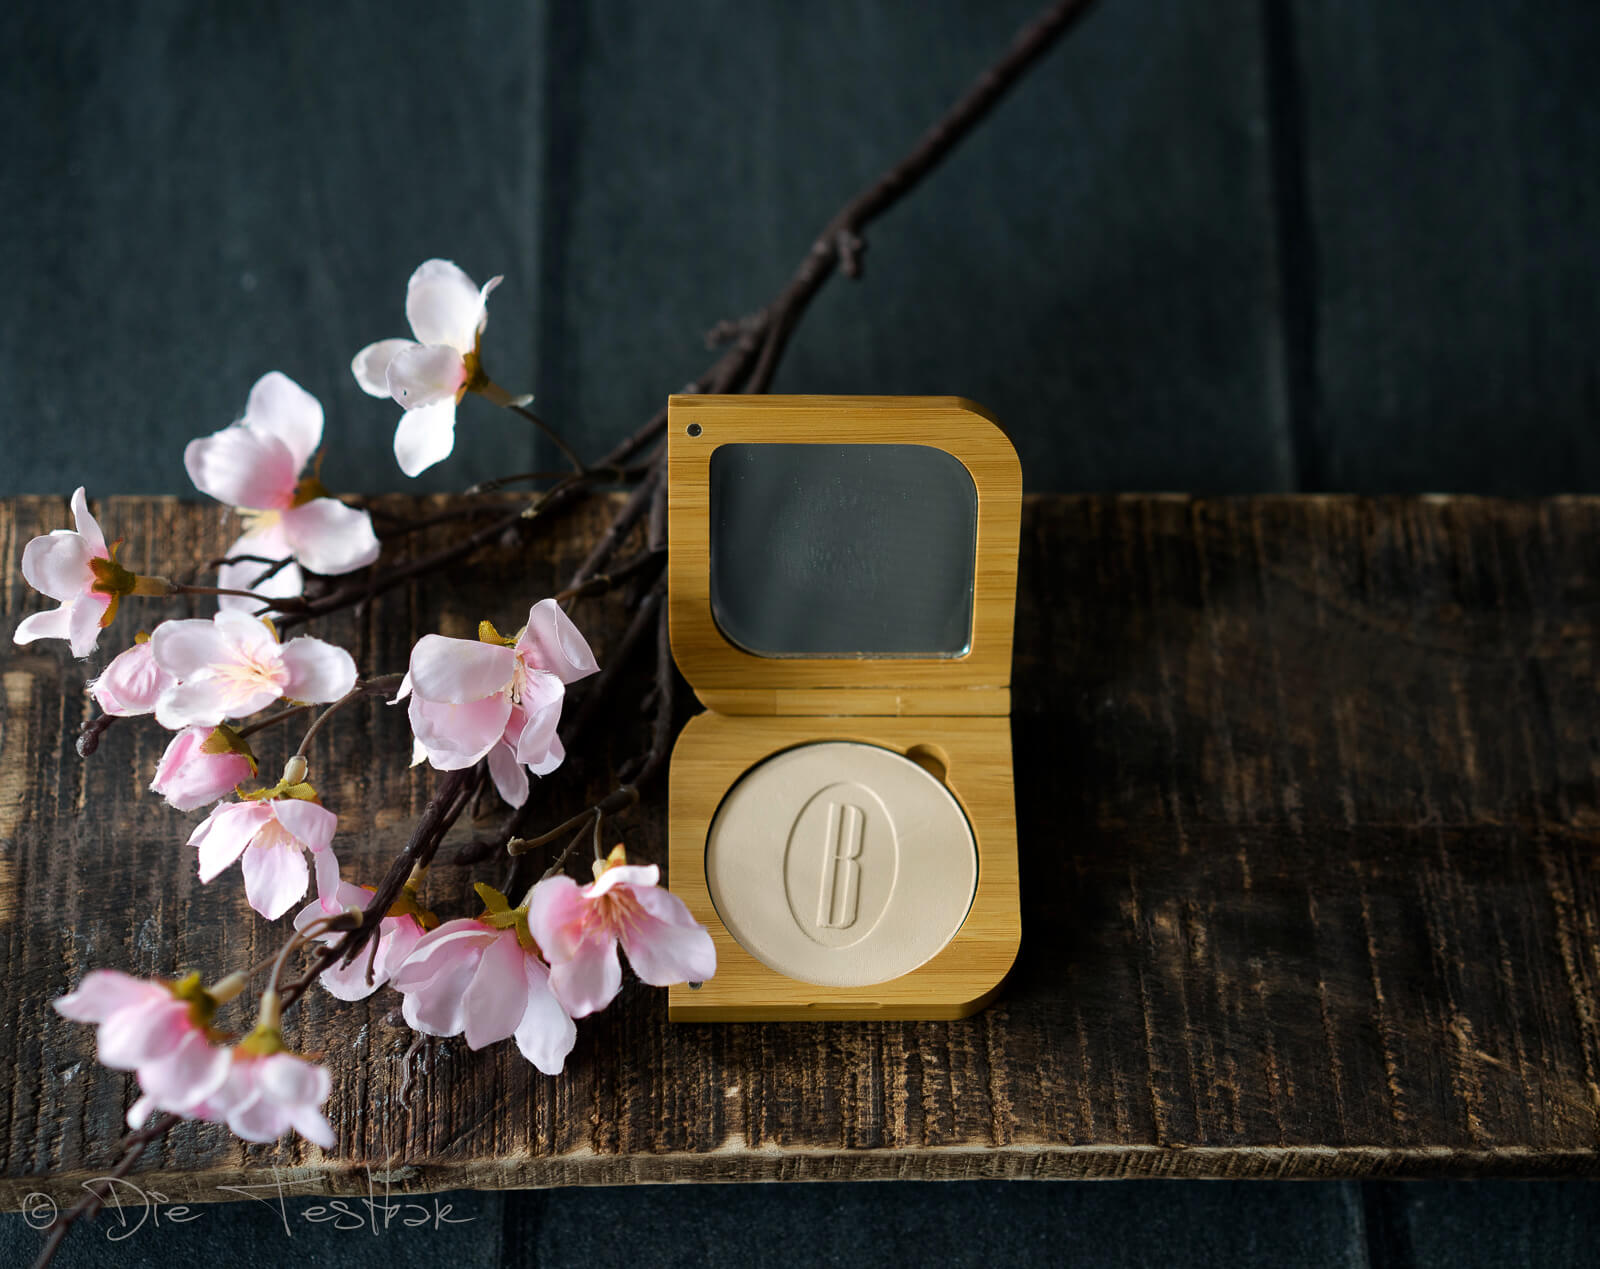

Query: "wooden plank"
left=1, top=492, right=1598, bottom=1208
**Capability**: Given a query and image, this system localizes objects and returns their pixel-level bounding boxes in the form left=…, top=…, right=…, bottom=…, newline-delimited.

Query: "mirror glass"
left=709, top=443, right=977, bottom=657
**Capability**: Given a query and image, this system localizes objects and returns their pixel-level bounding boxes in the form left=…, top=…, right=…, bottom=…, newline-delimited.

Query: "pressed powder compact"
left=665, top=395, right=1022, bottom=1021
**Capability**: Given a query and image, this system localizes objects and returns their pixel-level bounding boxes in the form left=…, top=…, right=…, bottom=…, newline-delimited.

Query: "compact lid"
left=667, top=396, right=1021, bottom=716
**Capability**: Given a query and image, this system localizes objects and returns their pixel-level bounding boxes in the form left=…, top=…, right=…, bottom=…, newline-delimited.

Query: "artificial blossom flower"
left=150, top=609, right=356, bottom=730
left=351, top=259, right=530, bottom=477
left=53, top=969, right=233, bottom=1122
left=189, top=794, right=340, bottom=920
left=294, top=879, right=433, bottom=1001
left=397, top=599, right=598, bottom=807
left=14, top=487, right=147, bottom=657
left=133, top=1014, right=336, bottom=1148
left=389, top=886, right=576, bottom=1075
left=88, top=635, right=173, bottom=716
left=185, top=371, right=379, bottom=611
left=150, top=724, right=257, bottom=812
left=528, top=846, right=717, bottom=1018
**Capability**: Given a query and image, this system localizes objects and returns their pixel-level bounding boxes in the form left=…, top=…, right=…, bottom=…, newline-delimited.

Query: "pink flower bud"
left=151, top=726, right=254, bottom=812
left=88, top=639, right=173, bottom=717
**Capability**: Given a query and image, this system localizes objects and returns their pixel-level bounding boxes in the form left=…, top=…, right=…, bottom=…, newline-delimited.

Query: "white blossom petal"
left=184, top=425, right=298, bottom=510
left=278, top=499, right=380, bottom=576
left=409, top=635, right=515, bottom=703
left=245, top=371, right=324, bottom=472
left=393, top=399, right=459, bottom=478
left=70, top=487, right=107, bottom=556
left=240, top=838, right=311, bottom=920
left=352, top=339, right=417, bottom=398
left=278, top=637, right=357, bottom=704
left=386, top=343, right=468, bottom=411
left=21, top=531, right=92, bottom=603
left=405, top=259, right=486, bottom=352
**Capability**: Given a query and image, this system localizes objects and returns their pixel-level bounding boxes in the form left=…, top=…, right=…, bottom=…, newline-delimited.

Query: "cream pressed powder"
left=705, top=742, right=978, bottom=987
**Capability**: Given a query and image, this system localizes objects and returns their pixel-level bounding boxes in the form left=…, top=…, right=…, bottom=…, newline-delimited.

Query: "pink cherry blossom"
left=397, top=599, right=598, bottom=807
left=389, top=917, right=576, bottom=1075
left=13, top=487, right=122, bottom=657
left=351, top=260, right=528, bottom=477
left=150, top=725, right=256, bottom=811
left=150, top=610, right=356, bottom=729
left=528, top=851, right=717, bottom=1018
left=191, top=1049, right=336, bottom=1147
left=294, top=880, right=429, bottom=1001
left=185, top=371, right=379, bottom=610
left=88, top=638, right=173, bottom=716
left=189, top=797, right=340, bottom=920
left=134, top=1042, right=335, bottom=1147
left=54, top=970, right=231, bottom=1121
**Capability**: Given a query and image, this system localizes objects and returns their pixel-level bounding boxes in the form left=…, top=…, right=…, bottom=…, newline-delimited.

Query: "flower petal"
left=149, top=617, right=232, bottom=680
left=258, top=1052, right=330, bottom=1107
left=279, top=636, right=357, bottom=704
left=279, top=499, right=380, bottom=576
left=137, top=1029, right=231, bottom=1109
left=240, top=837, right=310, bottom=920
left=399, top=952, right=479, bottom=1037
left=512, top=672, right=565, bottom=770
left=53, top=970, right=166, bottom=1024
left=393, top=399, right=459, bottom=478
left=389, top=920, right=496, bottom=990
left=155, top=676, right=264, bottom=729
left=526, top=875, right=585, bottom=962
left=245, top=371, right=324, bottom=472
left=352, top=339, right=417, bottom=399
left=184, top=425, right=297, bottom=510
left=191, top=802, right=273, bottom=883
left=405, top=259, right=486, bottom=352
left=89, top=641, right=171, bottom=717
left=96, top=998, right=190, bottom=1069
left=486, top=741, right=529, bottom=808
left=67, top=594, right=108, bottom=659
left=409, top=694, right=513, bottom=769
left=620, top=896, right=718, bottom=987
left=409, top=635, right=515, bottom=704
left=270, top=799, right=338, bottom=852
left=70, top=487, right=107, bottom=557
left=20, top=530, right=92, bottom=603
left=386, top=343, right=468, bottom=411
left=513, top=956, right=576, bottom=1076
left=460, top=930, right=529, bottom=1049
left=548, top=935, right=622, bottom=1018
left=13, top=604, right=72, bottom=646
left=518, top=598, right=600, bottom=684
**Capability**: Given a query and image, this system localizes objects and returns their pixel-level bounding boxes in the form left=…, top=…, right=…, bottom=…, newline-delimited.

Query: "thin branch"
left=744, top=0, right=1098, bottom=392
left=508, top=402, right=586, bottom=474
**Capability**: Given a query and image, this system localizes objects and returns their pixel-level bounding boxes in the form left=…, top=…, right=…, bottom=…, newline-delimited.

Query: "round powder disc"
left=705, top=741, right=978, bottom=988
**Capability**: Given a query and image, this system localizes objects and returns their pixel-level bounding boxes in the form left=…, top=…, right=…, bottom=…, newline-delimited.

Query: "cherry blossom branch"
left=30, top=1112, right=184, bottom=1269
left=742, top=0, right=1097, bottom=392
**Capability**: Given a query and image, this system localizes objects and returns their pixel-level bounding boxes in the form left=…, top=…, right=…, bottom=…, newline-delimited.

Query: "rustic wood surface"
left=1, top=491, right=1598, bottom=1209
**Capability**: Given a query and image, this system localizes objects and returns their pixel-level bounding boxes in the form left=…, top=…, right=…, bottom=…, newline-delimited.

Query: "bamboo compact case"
left=665, top=395, right=1022, bottom=1021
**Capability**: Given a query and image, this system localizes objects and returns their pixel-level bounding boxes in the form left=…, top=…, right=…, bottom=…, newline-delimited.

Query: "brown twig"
left=743, top=0, right=1098, bottom=393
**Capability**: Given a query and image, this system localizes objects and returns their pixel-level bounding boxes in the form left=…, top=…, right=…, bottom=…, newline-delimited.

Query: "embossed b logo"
left=783, top=781, right=898, bottom=949
left=816, top=802, right=864, bottom=929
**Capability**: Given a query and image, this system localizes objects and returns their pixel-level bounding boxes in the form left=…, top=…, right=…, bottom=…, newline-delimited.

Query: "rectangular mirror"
left=708, top=443, right=977, bottom=658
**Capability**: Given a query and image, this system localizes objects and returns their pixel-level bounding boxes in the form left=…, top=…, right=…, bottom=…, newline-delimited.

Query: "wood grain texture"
left=1, top=491, right=1598, bottom=1209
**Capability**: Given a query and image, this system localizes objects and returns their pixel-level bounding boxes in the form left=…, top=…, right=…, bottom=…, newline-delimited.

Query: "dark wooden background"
left=4, top=1, right=1600, bottom=1266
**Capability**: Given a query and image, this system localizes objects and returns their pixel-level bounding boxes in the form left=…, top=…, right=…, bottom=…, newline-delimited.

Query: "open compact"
left=665, top=395, right=1022, bottom=1021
